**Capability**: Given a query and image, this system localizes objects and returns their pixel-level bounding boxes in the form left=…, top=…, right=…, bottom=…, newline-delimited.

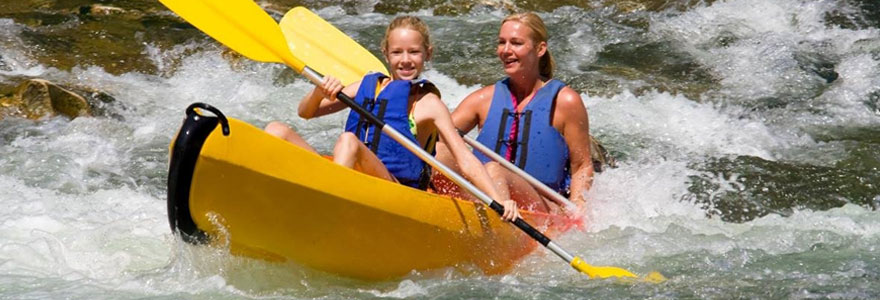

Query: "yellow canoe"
left=167, top=103, right=580, bottom=280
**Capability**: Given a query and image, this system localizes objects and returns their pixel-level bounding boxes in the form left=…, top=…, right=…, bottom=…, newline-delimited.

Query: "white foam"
left=586, top=90, right=780, bottom=160
left=422, top=68, right=481, bottom=109
left=364, top=279, right=428, bottom=298
left=817, top=53, right=880, bottom=124
left=0, top=176, right=169, bottom=279
left=0, top=18, right=47, bottom=77
left=650, top=0, right=880, bottom=116
left=586, top=159, right=707, bottom=232
left=651, top=0, right=830, bottom=47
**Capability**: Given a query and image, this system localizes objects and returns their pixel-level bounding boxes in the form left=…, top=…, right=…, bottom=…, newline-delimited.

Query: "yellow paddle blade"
left=642, top=271, right=668, bottom=284
left=159, top=0, right=305, bottom=72
left=280, top=7, right=389, bottom=85
left=571, top=257, right=667, bottom=283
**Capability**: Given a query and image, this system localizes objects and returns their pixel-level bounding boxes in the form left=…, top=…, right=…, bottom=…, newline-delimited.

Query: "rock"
left=17, top=80, right=57, bottom=118
left=590, top=135, right=616, bottom=172
left=79, top=4, right=127, bottom=16
left=0, top=96, right=24, bottom=120
left=434, top=0, right=515, bottom=16
left=0, top=53, right=9, bottom=72
left=603, top=0, right=713, bottom=12
left=68, top=85, right=124, bottom=121
left=221, top=47, right=247, bottom=70
left=0, top=79, right=91, bottom=120
left=607, top=0, right=648, bottom=12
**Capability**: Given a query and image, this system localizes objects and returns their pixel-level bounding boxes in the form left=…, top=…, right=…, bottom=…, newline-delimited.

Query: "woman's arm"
left=297, top=77, right=359, bottom=119
left=449, top=86, right=494, bottom=133
left=417, top=94, right=520, bottom=221
left=555, top=87, right=594, bottom=207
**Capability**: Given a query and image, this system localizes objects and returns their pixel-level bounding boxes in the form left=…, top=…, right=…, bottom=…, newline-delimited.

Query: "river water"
left=1, top=0, right=879, bottom=299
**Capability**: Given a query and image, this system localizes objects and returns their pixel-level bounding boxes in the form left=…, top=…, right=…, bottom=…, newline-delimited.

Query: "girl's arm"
left=298, top=76, right=359, bottom=119
left=417, top=93, right=520, bottom=221
left=434, top=86, right=493, bottom=172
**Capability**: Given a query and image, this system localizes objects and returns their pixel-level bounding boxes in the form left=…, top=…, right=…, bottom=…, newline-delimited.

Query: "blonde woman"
left=437, top=12, right=593, bottom=214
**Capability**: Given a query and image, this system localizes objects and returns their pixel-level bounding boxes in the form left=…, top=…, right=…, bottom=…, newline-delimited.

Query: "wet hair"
left=502, top=12, right=555, bottom=79
left=381, top=16, right=432, bottom=57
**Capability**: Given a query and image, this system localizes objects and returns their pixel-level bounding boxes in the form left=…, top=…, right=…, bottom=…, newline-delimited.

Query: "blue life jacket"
left=474, top=78, right=570, bottom=193
left=344, top=72, right=433, bottom=189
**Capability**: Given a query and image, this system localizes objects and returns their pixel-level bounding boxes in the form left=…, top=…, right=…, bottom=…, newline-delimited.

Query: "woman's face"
left=384, top=28, right=431, bottom=81
left=496, top=21, right=545, bottom=77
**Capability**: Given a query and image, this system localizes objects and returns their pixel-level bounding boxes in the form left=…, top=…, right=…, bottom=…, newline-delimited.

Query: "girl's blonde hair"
left=502, top=12, right=555, bottom=78
left=381, top=16, right=439, bottom=95
left=381, top=16, right=432, bottom=56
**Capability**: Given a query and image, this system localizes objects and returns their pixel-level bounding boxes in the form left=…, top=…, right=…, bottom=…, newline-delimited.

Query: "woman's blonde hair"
left=502, top=12, right=555, bottom=78
left=381, top=16, right=432, bottom=56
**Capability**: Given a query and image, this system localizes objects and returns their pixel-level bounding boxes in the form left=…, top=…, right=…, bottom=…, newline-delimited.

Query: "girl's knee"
left=264, top=121, right=289, bottom=137
left=334, top=132, right=360, bottom=154
left=336, top=132, right=358, bottom=146
left=333, top=133, right=368, bottom=169
left=485, top=162, right=505, bottom=179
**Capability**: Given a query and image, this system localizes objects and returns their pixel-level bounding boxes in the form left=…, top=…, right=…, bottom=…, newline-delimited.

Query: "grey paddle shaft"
left=463, top=135, right=578, bottom=212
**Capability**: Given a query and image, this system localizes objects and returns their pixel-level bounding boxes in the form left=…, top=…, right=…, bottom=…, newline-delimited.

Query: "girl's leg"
left=333, top=132, right=395, bottom=182
left=264, top=121, right=318, bottom=153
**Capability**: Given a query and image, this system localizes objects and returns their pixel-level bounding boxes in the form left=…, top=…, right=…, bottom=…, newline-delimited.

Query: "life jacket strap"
left=353, top=97, right=390, bottom=154
left=493, top=108, right=534, bottom=167
left=367, top=99, right=388, bottom=153
left=517, top=110, right=532, bottom=169
left=495, top=108, right=510, bottom=157
left=353, top=97, right=373, bottom=146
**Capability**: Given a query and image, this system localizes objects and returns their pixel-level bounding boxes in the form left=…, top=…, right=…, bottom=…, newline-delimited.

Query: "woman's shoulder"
left=553, top=85, right=588, bottom=122
left=462, top=84, right=496, bottom=103
left=447, top=84, right=492, bottom=116
left=555, top=85, right=584, bottom=107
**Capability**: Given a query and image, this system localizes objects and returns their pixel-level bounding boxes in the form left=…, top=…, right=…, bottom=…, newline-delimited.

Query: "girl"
left=265, top=16, right=520, bottom=221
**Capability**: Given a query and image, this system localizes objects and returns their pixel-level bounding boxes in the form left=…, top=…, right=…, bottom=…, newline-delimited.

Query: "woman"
left=264, top=16, right=520, bottom=221
left=436, top=12, right=594, bottom=214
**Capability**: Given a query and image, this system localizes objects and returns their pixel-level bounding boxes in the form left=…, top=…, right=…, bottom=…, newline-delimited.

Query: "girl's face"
left=384, top=28, right=431, bottom=81
left=496, top=21, right=546, bottom=77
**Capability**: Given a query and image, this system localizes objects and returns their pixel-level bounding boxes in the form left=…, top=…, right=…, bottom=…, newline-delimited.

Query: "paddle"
left=278, top=7, right=386, bottom=86
left=158, top=0, right=662, bottom=282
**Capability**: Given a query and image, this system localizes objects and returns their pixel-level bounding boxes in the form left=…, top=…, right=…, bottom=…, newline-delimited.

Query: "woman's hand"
left=319, top=76, right=344, bottom=101
left=500, top=199, right=521, bottom=222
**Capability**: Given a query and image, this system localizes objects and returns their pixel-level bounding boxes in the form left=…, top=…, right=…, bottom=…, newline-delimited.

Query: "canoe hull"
left=167, top=103, right=578, bottom=280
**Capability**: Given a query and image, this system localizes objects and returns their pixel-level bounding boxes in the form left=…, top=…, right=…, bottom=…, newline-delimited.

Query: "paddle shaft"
left=299, top=66, right=578, bottom=264
left=462, top=135, right=578, bottom=212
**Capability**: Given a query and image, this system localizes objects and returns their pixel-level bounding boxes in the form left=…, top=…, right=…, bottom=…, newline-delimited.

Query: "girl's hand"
left=500, top=199, right=520, bottom=222
left=320, top=76, right=344, bottom=101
